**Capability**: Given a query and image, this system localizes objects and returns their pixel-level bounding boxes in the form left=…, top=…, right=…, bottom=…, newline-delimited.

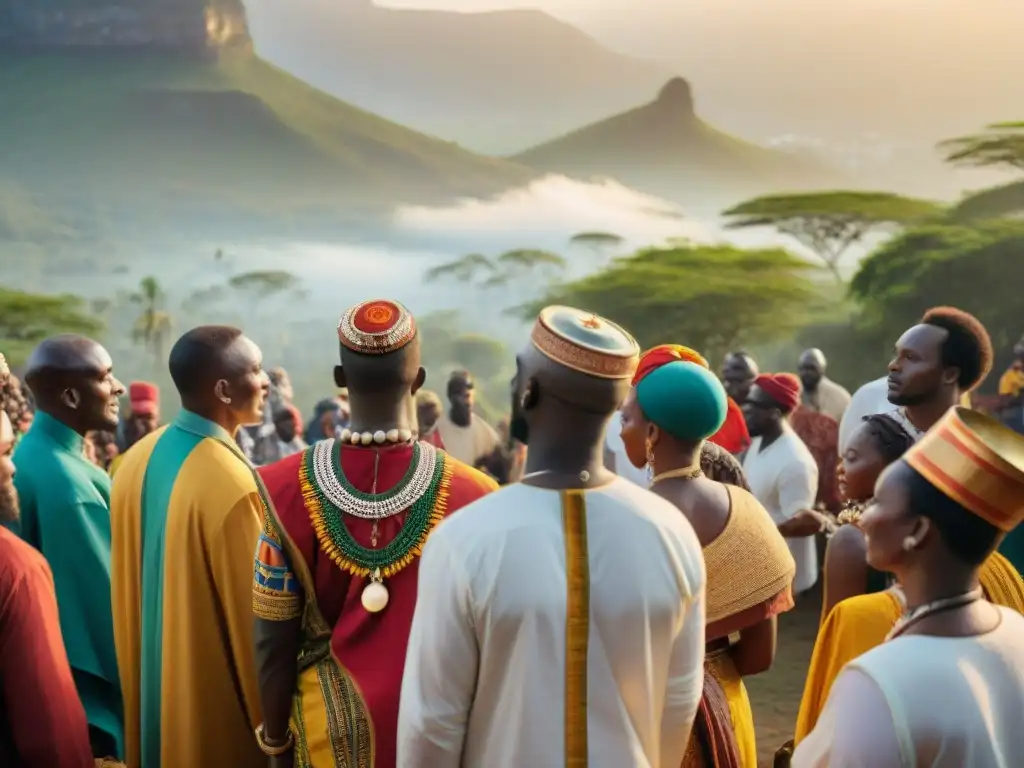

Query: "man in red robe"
left=250, top=299, right=498, bottom=768
left=0, top=354, right=97, bottom=767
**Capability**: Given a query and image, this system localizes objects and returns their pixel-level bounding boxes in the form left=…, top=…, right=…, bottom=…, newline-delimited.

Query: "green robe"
left=13, top=411, right=123, bottom=757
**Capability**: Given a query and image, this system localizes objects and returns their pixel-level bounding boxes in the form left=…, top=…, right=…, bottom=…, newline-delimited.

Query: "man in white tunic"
left=397, top=306, right=706, bottom=768
left=798, top=348, right=851, bottom=424
left=742, top=373, right=821, bottom=594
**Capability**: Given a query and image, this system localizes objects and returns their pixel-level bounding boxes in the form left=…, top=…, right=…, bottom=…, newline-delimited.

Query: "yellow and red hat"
left=905, top=407, right=1024, bottom=532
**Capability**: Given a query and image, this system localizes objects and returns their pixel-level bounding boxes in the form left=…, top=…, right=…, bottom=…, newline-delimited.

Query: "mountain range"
left=514, top=79, right=842, bottom=207
left=244, top=0, right=672, bottom=153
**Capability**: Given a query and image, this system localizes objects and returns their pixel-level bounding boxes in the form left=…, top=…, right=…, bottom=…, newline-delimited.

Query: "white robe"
left=794, top=607, right=1024, bottom=767
left=397, top=478, right=706, bottom=768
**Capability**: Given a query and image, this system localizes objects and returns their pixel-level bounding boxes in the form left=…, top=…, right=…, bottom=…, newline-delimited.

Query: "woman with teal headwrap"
left=619, top=345, right=797, bottom=768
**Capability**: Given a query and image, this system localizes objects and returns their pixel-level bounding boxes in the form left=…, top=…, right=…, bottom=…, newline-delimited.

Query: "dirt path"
left=746, top=585, right=823, bottom=766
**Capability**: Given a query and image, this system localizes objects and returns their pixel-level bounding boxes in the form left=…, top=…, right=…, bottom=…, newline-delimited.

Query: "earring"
left=219, top=396, right=232, bottom=405
left=902, top=536, right=917, bottom=552
left=645, top=437, right=655, bottom=485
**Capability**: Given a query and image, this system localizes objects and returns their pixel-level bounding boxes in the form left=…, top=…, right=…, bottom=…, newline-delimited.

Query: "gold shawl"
left=703, top=486, right=796, bottom=624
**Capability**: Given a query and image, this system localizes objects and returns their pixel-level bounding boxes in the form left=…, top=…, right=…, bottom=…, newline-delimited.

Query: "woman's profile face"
left=858, top=462, right=922, bottom=573
left=839, top=423, right=888, bottom=503
left=619, top=388, right=649, bottom=470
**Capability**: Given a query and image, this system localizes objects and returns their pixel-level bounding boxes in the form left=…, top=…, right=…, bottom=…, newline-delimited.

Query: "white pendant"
left=361, top=579, right=389, bottom=613
left=373, top=430, right=387, bottom=444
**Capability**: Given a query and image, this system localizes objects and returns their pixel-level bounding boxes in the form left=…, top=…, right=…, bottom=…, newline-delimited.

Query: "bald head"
left=798, top=348, right=827, bottom=391
left=721, top=351, right=759, bottom=403
left=24, top=335, right=122, bottom=433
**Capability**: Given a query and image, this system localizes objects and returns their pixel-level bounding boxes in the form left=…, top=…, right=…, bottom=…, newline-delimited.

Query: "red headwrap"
left=632, top=344, right=709, bottom=386
left=754, top=373, right=802, bottom=413
left=129, top=381, right=159, bottom=416
left=632, top=344, right=750, bottom=454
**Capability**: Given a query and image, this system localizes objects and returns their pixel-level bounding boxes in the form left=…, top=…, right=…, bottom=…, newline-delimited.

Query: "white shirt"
left=397, top=479, right=706, bottom=768
left=604, top=411, right=648, bottom=487
left=794, top=607, right=1024, bottom=767
left=838, top=377, right=891, bottom=452
left=436, top=411, right=500, bottom=467
left=743, top=426, right=819, bottom=594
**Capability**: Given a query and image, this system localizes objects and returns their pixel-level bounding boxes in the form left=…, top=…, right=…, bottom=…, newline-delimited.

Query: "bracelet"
left=255, top=723, right=295, bottom=756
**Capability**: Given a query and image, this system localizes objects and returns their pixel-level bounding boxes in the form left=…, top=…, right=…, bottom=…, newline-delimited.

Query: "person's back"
left=0, top=527, right=95, bottom=768
left=830, top=607, right=1024, bottom=766
left=400, top=477, right=705, bottom=767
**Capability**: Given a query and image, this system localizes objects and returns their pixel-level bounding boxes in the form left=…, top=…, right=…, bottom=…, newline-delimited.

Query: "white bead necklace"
left=339, top=427, right=416, bottom=445
left=311, top=438, right=437, bottom=520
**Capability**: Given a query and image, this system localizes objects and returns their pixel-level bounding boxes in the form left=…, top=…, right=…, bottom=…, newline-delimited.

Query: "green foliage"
left=850, top=220, right=1024, bottom=359
left=228, top=270, right=301, bottom=297
left=947, top=180, right=1024, bottom=222
left=0, top=287, right=103, bottom=366
left=425, top=249, right=566, bottom=294
left=722, top=191, right=944, bottom=281
left=570, top=231, right=624, bottom=248
left=940, top=122, right=1024, bottom=172
left=130, top=276, right=174, bottom=370
left=522, top=243, right=823, bottom=364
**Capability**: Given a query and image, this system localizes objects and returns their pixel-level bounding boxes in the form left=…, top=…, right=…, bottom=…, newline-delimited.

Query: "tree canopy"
left=850, top=220, right=1024, bottom=358
left=722, top=191, right=943, bottom=281
left=0, top=287, right=104, bottom=365
left=521, top=243, right=823, bottom=363
left=940, top=121, right=1024, bottom=172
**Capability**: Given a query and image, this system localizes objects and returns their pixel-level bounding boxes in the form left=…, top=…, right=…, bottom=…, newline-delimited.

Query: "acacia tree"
left=520, top=243, right=823, bottom=363
left=0, top=287, right=103, bottom=365
left=850, top=220, right=1024, bottom=364
left=424, top=248, right=567, bottom=315
left=722, top=191, right=942, bottom=282
left=941, top=121, right=1024, bottom=221
left=569, top=231, right=624, bottom=268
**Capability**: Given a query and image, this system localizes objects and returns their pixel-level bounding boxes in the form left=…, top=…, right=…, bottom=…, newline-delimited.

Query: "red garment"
left=789, top=406, right=840, bottom=512
left=258, top=443, right=498, bottom=768
left=754, top=373, right=802, bottom=413
left=0, top=528, right=93, bottom=768
left=708, top=398, right=750, bottom=455
left=423, top=429, right=445, bottom=450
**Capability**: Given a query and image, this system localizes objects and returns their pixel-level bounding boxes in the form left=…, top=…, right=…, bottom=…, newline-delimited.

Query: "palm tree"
left=130, top=276, right=174, bottom=371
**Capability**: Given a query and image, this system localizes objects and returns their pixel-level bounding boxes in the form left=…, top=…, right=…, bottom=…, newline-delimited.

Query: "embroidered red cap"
left=338, top=299, right=417, bottom=355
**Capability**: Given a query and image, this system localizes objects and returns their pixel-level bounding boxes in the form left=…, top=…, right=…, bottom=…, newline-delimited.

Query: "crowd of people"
left=0, top=297, right=1022, bottom=768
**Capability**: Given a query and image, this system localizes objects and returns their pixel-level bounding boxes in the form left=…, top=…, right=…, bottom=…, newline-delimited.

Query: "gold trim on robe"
left=561, top=489, right=590, bottom=768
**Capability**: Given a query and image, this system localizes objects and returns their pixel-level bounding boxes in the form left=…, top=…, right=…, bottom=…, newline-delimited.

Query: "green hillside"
left=512, top=78, right=842, bottom=204
left=0, top=50, right=532, bottom=225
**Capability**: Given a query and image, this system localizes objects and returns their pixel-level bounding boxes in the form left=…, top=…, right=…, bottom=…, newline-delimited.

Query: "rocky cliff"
left=0, top=0, right=251, bottom=53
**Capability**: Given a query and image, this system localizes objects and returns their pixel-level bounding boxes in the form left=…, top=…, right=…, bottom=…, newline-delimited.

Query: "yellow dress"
left=794, top=551, right=1024, bottom=744
left=697, top=486, right=797, bottom=767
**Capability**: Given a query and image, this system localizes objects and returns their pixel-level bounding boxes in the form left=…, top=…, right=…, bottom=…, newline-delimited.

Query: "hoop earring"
left=219, top=396, right=233, bottom=405
left=645, top=437, right=655, bottom=485
left=902, top=536, right=917, bottom=552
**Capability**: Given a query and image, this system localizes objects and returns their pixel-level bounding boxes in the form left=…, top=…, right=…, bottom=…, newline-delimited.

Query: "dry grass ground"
left=746, top=580, right=824, bottom=766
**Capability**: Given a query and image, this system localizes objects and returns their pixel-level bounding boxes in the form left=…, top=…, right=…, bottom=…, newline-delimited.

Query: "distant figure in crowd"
left=435, top=370, right=500, bottom=466
left=264, top=403, right=306, bottom=463
left=620, top=344, right=795, bottom=768
left=743, top=373, right=821, bottom=595
left=797, top=349, right=850, bottom=423
left=399, top=307, right=706, bottom=768
left=268, top=366, right=294, bottom=403
left=305, top=397, right=343, bottom=443
left=720, top=351, right=759, bottom=406
left=254, top=299, right=497, bottom=767
left=111, top=326, right=268, bottom=768
left=13, top=335, right=125, bottom=758
left=794, top=408, right=1024, bottom=766
left=109, top=382, right=162, bottom=478
left=1, top=366, right=34, bottom=440
left=997, top=336, right=1024, bottom=431
left=415, top=388, right=445, bottom=449
left=0, top=365, right=99, bottom=768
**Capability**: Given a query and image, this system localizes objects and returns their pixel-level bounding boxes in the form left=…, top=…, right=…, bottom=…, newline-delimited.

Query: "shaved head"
left=23, top=335, right=122, bottom=433
left=799, top=348, right=827, bottom=369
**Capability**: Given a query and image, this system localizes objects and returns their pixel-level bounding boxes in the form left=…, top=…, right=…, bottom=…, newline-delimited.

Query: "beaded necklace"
left=300, top=441, right=453, bottom=612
